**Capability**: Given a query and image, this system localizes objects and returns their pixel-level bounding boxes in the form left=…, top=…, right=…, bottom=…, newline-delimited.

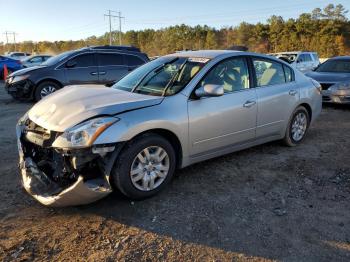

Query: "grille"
left=322, top=96, right=331, bottom=102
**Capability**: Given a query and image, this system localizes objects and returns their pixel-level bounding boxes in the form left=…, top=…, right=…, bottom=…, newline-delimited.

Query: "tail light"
left=311, top=79, right=322, bottom=94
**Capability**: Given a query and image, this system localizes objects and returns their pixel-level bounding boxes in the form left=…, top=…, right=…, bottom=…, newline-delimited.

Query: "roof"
left=271, top=51, right=317, bottom=55
left=167, top=50, right=243, bottom=59
left=329, top=56, right=350, bottom=60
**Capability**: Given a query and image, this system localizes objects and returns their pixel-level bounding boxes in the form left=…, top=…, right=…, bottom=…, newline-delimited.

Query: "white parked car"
left=21, top=55, right=52, bottom=67
left=270, top=51, right=320, bottom=73
left=6, top=52, right=31, bottom=60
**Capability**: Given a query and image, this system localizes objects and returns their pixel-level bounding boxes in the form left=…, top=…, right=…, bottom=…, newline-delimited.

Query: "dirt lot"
left=0, top=82, right=349, bottom=262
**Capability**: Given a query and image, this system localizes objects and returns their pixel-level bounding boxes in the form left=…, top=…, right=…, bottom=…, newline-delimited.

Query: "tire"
left=111, top=133, right=176, bottom=200
left=34, top=81, right=60, bottom=101
left=283, top=106, right=310, bottom=147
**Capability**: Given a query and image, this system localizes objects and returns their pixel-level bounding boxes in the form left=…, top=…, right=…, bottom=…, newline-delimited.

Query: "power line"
left=126, top=0, right=331, bottom=24
left=104, top=10, right=124, bottom=45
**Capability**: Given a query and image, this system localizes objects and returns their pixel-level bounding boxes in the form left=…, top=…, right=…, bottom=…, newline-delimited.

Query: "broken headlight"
left=52, top=117, right=119, bottom=148
left=11, top=74, right=30, bottom=84
left=18, top=112, right=29, bottom=125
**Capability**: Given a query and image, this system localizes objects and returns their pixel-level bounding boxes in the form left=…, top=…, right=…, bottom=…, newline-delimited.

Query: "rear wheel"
left=283, top=106, right=310, bottom=146
left=111, top=133, right=176, bottom=199
left=34, top=81, right=60, bottom=101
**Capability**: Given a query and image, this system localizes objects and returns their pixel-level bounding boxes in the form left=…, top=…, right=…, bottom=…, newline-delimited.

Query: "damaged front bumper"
left=16, top=121, right=121, bottom=207
left=5, top=79, right=35, bottom=100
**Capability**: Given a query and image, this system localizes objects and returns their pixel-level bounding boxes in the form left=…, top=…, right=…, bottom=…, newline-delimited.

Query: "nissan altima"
left=16, top=50, right=322, bottom=206
left=306, top=56, right=350, bottom=104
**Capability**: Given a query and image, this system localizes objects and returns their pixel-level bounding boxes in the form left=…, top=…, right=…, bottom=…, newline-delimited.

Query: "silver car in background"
left=16, top=50, right=322, bottom=207
left=306, top=56, right=350, bottom=104
left=21, top=55, right=52, bottom=67
left=270, top=51, right=320, bottom=73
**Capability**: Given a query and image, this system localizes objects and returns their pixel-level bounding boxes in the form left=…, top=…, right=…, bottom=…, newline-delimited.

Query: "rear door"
left=252, top=57, right=299, bottom=138
left=97, top=52, right=129, bottom=85
left=64, top=53, right=99, bottom=85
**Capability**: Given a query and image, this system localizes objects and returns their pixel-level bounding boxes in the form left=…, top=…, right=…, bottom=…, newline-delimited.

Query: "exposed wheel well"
left=132, top=129, right=183, bottom=168
left=299, top=103, right=312, bottom=122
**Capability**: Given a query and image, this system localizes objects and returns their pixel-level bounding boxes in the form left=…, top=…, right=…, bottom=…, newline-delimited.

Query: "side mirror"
left=66, top=60, right=77, bottom=68
left=195, top=84, right=224, bottom=98
left=297, top=59, right=302, bottom=63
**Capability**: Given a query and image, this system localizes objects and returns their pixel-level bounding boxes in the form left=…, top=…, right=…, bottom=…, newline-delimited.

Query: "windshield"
left=113, top=56, right=209, bottom=96
left=316, top=59, right=350, bottom=73
left=41, top=50, right=75, bottom=66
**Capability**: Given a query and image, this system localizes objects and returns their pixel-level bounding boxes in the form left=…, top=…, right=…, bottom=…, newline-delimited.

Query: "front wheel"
left=111, top=133, right=176, bottom=199
left=34, top=81, right=60, bottom=101
left=283, top=106, right=310, bottom=147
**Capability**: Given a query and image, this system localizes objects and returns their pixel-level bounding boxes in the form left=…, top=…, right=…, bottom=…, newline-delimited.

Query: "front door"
left=188, top=57, right=257, bottom=156
left=64, top=53, right=99, bottom=85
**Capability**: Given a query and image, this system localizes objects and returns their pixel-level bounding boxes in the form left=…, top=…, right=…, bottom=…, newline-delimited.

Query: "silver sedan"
left=16, top=50, right=322, bottom=206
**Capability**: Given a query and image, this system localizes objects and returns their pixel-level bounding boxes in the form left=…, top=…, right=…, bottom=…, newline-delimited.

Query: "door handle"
left=90, top=72, right=98, bottom=75
left=289, top=90, right=298, bottom=96
left=243, top=100, right=256, bottom=108
left=99, top=71, right=106, bottom=75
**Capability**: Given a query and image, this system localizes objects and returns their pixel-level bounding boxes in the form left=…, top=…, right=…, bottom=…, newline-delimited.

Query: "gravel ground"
left=0, top=82, right=349, bottom=262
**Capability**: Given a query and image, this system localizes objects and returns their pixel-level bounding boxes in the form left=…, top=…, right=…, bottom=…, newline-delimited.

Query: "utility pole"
left=3, top=31, right=16, bottom=52
left=13, top=32, right=16, bottom=51
left=104, top=10, right=124, bottom=46
left=4, top=31, right=9, bottom=52
left=117, top=11, right=124, bottom=45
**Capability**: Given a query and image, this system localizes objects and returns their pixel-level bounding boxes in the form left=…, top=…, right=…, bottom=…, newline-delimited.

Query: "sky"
left=0, top=0, right=348, bottom=43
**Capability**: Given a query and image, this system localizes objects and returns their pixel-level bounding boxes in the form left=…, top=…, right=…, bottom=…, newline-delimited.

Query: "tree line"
left=1, top=4, right=349, bottom=58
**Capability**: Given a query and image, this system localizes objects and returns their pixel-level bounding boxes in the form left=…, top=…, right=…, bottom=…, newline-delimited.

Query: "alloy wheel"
left=130, top=146, right=170, bottom=191
left=40, top=85, right=57, bottom=98
left=291, top=112, right=307, bottom=142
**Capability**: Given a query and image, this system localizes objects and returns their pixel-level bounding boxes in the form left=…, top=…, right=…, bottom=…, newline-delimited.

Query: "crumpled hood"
left=305, top=71, right=350, bottom=84
left=10, top=65, right=47, bottom=77
left=28, top=85, right=163, bottom=132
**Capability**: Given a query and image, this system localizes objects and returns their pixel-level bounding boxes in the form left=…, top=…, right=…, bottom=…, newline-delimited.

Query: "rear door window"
left=98, top=53, right=124, bottom=66
left=253, top=58, right=286, bottom=87
left=69, top=54, right=96, bottom=68
left=304, top=54, right=312, bottom=62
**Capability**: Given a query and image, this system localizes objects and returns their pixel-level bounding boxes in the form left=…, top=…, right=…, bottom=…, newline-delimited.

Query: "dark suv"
left=5, top=46, right=149, bottom=101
